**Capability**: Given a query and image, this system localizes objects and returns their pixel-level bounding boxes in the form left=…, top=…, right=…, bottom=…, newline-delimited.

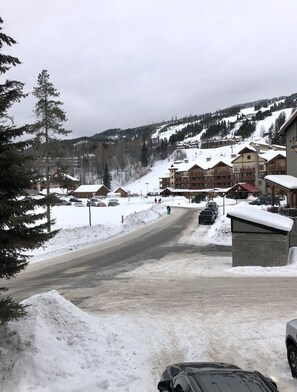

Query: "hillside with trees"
left=41, top=92, right=296, bottom=188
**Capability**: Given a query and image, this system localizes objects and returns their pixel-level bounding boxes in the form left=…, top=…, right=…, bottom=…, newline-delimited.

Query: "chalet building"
left=278, top=109, right=297, bottom=177
left=265, top=110, right=297, bottom=208
left=205, top=159, right=233, bottom=189
left=159, top=176, right=170, bottom=189
left=227, top=182, right=260, bottom=199
left=174, top=163, right=206, bottom=189
left=200, top=137, right=241, bottom=149
left=114, top=187, right=129, bottom=197
left=159, top=142, right=287, bottom=196
left=232, top=145, right=286, bottom=194
left=255, top=150, right=286, bottom=194
left=74, top=184, right=109, bottom=199
left=232, top=146, right=257, bottom=185
left=166, top=161, right=207, bottom=190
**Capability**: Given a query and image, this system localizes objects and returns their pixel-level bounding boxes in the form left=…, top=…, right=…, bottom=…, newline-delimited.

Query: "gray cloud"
left=2, top=0, right=297, bottom=138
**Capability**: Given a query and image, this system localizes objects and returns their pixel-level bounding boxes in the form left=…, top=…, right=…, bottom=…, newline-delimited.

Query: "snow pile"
left=0, top=290, right=146, bottom=391
left=29, top=201, right=167, bottom=262
left=123, top=203, right=165, bottom=230
left=1, top=289, right=296, bottom=391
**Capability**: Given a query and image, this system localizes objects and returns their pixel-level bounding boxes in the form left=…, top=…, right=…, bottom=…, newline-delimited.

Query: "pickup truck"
left=286, top=318, right=297, bottom=377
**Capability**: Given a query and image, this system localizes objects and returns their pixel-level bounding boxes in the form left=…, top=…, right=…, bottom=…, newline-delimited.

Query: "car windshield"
left=192, top=371, right=273, bottom=392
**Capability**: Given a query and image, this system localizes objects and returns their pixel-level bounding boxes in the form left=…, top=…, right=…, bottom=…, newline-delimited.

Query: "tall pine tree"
left=32, top=70, right=70, bottom=232
left=0, top=18, right=56, bottom=325
left=102, top=162, right=111, bottom=190
left=141, top=140, right=148, bottom=167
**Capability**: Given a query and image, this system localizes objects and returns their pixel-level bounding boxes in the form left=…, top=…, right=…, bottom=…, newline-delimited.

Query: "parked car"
left=96, top=202, right=107, bottom=207
left=198, top=209, right=216, bottom=224
left=69, top=197, right=82, bottom=203
left=204, top=207, right=218, bottom=218
left=249, top=196, right=280, bottom=206
left=157, top=362, right=279, bottom=392
left=22, top=196, right=33, bottom=202
left=286, top=318, right=297, bottom=378
left=53, top=199, right=71, bottom=206
left=206, top=201, right=218, bottom=209
left=108, top=200, right=120, bottom=206
left=86, top=200, right=97, bottom=207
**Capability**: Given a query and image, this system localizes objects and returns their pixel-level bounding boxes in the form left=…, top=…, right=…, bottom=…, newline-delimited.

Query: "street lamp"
left=146, top=182, right=149, bottom=195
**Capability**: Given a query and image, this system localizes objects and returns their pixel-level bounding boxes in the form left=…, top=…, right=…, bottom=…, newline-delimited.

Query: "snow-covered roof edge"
left=227, top=205, right=293, bottom=232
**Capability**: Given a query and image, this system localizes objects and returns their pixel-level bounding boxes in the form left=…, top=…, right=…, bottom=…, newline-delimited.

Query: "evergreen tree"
left=141, top=140, right=148, bottom=167
left=0, top=18, right=56, bottom=325
left=235, top=120, right=256, bottom=140
left=275, top=111, right=286, bottom=133
left=160, top=138, right=168, bottom=160
left=32, top=69, right=70, bottom=232
left=102, top=162, right=111, bottom=190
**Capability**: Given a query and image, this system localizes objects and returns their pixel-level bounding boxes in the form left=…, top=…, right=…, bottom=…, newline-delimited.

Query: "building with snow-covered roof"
left=266, top=110, right=297, bottom=207
left=173, top=163, right=207, bottom=190
left=74, top=184, right=110, bottom=199
left=205, top=159, right=233, bottom=189
left=232, top=144, right=286, bottom=194
left=265, top=175, right=297, bottom=209
left=227, top=205, right=294, bottom=267
left=277, top=109, right=297, bottom=177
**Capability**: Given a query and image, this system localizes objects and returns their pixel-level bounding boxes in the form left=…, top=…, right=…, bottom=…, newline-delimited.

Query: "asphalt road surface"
left=4, top=207, right=199, bottom=303
left=5, top=206, right=297, bottom=320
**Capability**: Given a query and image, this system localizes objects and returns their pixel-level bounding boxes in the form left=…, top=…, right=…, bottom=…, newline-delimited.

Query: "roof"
left=259, top=150, right=286, bottom=162
left=75, top=184, right=109, bottom=192
left=236, top=145, right=257, bottom=154
left=207, top=157, right=233, bottom=169
left=229, top=182, right=259, bottom=193
left=227, top=205, right=293, bottom=232
left=279, top=109, right=297, bottom=136
left=160, top=187, right=230, bottom=194
left=173, top=162, right=208, bottom=172
left=265, top=175, right=297, bottom=190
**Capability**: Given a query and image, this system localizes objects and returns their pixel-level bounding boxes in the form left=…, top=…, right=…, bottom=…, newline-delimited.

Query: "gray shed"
left=227, top=205, right=294, bottom=267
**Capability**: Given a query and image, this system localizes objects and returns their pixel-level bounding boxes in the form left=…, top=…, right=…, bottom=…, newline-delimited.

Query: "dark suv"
left=157, top=362, right=278, bottom=392
left=198, top=210, right=216, bottom=224
left=249, top=196, right=280, bottom=206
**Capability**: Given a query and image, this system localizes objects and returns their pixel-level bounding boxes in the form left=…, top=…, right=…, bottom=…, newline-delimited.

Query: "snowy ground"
left=1, top=195, right=297, bottom=391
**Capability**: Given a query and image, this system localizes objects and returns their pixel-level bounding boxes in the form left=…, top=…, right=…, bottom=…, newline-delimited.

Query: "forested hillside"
left=39, top=92, right=297, bottom=188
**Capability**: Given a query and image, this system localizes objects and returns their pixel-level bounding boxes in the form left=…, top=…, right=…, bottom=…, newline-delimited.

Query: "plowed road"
left=4, top=207, right=297, bottom=316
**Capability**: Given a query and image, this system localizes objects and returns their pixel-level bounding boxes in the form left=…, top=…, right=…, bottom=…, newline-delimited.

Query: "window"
left=247, top=155, right=251, bottom=160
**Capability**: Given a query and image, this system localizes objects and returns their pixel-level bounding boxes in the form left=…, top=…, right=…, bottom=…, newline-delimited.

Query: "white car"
left=286, top=318, right=297, bottom=377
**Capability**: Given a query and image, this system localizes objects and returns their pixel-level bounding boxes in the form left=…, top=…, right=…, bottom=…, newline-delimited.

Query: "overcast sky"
left=2, top=0, right=297, bottom=139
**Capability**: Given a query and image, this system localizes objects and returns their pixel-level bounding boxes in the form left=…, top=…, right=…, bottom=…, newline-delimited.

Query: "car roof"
left=187, top=369, right=276, bottom=392
left=163, top=362, right=240, bottom=378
